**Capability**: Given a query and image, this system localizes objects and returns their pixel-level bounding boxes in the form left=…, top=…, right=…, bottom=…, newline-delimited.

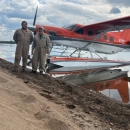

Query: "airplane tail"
left=119, top=29, right=130, bottom=42
left=111, top=29, right=130, bottom=43
left=82, top=77, right=129, bottom=103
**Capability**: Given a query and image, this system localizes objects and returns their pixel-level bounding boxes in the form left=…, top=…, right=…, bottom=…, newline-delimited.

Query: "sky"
left=0, top=0, right=130, bottom=40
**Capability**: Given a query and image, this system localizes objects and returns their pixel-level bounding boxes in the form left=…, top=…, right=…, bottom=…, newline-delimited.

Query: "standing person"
left=31, top=26, right=50, bottom=74
left=13, top=21, right=33, bottom=72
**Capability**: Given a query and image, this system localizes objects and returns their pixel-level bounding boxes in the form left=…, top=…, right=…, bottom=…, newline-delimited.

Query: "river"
left=0, top=43, right=130, bottom=104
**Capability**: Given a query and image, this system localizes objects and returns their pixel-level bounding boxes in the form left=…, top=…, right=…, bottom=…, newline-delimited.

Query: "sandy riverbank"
left=0, top=58, right=130, bottom=130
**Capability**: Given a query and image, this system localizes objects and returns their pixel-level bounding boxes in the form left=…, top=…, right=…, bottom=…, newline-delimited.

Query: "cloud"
left=0, top=0, right=130, bottom=40
left=106, top=0, right=130, bottom=7
left=0, top=24, right=14, bottom=40
left=64, top=0, right=87, bottom=4
left=109, top=7, right=121, bottom=14
left=38, top=0, right=46, bottom=4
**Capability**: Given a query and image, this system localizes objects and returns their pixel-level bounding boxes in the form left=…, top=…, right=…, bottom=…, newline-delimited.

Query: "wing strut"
left=70, top=48, right=78, bottom=57
left=90, top=51, right=93, bottom=58
left=78, top=49, right=81, bottom=57
left=95, top=52, right=104, bottom=59
left=60, top=47, right=68, bottom=56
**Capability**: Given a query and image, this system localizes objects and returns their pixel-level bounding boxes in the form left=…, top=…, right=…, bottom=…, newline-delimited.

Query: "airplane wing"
left=81, top=16, right=130, bottom=49
left=83, top=16, right=130, bottom=33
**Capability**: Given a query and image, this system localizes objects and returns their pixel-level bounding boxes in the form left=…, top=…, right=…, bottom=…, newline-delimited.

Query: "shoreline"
left=0, top=58, right=130, bottom=130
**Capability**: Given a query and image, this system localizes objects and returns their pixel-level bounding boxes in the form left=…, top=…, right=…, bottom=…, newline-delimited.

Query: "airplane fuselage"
left=35, top=24, right=130, bottom=54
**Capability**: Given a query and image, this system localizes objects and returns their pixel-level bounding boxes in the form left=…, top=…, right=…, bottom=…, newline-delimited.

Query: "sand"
left=0, top=59, right=130, bottom=130
left=0, top=70, right=81, bottom=130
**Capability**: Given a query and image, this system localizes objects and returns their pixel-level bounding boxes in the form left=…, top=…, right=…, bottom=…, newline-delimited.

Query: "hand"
left=46, top=50, right=50, bottom=54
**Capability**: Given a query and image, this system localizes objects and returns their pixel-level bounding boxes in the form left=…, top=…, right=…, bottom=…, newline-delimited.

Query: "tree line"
left=0, top=41, right=15, bottom=44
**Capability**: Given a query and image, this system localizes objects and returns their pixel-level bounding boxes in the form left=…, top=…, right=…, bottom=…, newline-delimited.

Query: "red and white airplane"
left=27, top=7, right=130, bottom=103
left=28, top=7, right=130, bottom=55
left=27, top=7, right=130, bottom=75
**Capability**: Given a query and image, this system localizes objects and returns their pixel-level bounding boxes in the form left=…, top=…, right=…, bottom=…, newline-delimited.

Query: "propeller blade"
left=33, top=6, right=38, bottom=26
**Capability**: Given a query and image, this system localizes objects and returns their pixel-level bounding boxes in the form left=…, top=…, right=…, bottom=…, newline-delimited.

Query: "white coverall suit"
left=32, top=33, right=50, bottom=72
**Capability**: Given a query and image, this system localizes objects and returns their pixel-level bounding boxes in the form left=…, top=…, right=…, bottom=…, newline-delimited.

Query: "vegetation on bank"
left=0, top=41, right=15, bottom=44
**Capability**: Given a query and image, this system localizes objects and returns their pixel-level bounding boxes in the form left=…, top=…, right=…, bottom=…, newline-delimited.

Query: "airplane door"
left=71, top=26, right=85, bottom=48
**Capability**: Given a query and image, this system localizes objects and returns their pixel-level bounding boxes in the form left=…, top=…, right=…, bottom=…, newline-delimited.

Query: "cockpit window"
left=74, top=26, right=84, bottom=34
left=62, top=24, right=76, bottom=31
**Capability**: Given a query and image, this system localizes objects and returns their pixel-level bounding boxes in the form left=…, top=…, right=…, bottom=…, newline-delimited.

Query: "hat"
left=39, top=26, right=45, bottom=30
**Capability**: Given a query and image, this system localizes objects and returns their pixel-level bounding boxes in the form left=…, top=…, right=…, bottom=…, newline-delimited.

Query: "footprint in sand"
left=46, top=118, right=69, bottom=130
left=22, top=95, right=37, bottom=103
left=3, top=86, right=37, bottom=104
left=4, top=89, right=27, bottom=99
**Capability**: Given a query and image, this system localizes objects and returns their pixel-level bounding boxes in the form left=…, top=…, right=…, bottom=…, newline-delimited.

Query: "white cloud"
left=0, top=0, right=130, bottom=40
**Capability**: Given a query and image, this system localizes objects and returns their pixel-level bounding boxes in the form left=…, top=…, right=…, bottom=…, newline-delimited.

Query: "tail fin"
left=82, top=77, right=129, bottom=103
left=111, top=29, right=130, bottom=42
left=119, top=29, right=130, bottom=41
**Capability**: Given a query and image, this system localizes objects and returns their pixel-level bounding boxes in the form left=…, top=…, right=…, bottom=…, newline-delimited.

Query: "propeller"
left=33, top=6, right=38, bottom=26
left=28, top=6, right=38, bottom=35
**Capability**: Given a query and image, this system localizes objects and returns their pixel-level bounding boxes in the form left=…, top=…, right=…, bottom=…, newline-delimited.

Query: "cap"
left=39, top=26, right=45, bottom=30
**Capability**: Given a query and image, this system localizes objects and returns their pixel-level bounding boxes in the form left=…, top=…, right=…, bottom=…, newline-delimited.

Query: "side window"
left=100, top=84, right=103, bottom=89
left=104, top=35, right=107, bottom=40
left=110, top=37, right=114, bottom=41
left=88, top=31, right=93, bottom=36
left=74, top=26, right=84, bottom=34
left=106, top=82, right=109, bottom=88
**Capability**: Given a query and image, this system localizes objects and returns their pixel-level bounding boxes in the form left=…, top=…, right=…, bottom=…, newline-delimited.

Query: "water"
left=90, top=76, right=130, bottom=104
left=0, top=43, right=130, bottom=103
left=0, top=43, right=15, bottom=63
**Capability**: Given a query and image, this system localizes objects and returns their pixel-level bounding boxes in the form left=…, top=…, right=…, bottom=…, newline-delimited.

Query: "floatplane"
left=27, top=6, right=130, bottom=71
left=28, top=7, right=130, bottom=55
left=27, top=7, right=130, bottom=99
